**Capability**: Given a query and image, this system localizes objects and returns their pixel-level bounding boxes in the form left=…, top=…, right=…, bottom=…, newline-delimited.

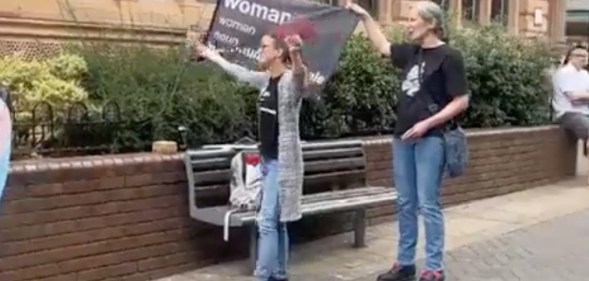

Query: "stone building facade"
left=0, top=0, right=570, bottom=59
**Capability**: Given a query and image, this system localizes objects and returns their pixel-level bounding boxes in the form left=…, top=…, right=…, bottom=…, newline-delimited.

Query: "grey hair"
left=415, top=1, right=446, bottom=39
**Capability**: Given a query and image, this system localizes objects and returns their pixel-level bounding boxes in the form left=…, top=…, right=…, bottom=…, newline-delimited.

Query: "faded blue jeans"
left=254, top=158, right=289, bottom=281
left=393, top=136, right=445, bottom=271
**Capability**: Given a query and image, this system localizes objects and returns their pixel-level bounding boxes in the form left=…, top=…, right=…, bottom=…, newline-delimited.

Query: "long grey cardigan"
left=208, top=52, right=305, bottom=222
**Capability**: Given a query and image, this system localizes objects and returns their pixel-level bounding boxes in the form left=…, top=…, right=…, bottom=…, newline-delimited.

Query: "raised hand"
left=194, top=41, right=209, bottom=58
left=193, top=34, right=217, bottom=59
left=285, top=34, right=303, bottom=53
left=345, top=0, right=370, bottom=18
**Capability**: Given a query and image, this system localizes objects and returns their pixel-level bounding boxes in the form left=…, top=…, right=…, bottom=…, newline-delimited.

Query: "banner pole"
left=202, top=0, right=222, bottom=44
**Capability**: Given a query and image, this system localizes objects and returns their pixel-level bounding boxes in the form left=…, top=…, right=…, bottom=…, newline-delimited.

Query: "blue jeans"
left=254, top=158, right=289, bottom=281
left=393, top=136, right=445, bottom=271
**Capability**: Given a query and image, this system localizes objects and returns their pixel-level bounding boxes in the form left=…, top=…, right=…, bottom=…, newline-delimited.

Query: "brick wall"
left=362, top=126, right=577, bottom=225
left=0, top=126, right=576, bottom=281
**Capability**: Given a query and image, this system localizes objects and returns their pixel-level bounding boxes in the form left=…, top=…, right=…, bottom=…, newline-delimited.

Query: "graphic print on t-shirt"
left=259, top=90, right=276, bottom=115
left=401, top=61, right=425, bottom=97
left=258, top=75, right=281, bottom=159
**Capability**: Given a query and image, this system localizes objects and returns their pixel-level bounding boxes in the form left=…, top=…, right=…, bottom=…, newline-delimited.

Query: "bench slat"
left=186, top=148, right=236, bottom=160
left=185, top=140, right=374, bottom=228
left=301, top=186, right=392, bottom=204
left=193, top=187, right=396, bottom=226
left=305, top=157, right=365, bottom=174
left=192, top=155, right=366, bottom=186
left=194, top=169, right=232, bottom=185
left=303, top=170, right=365, bottom=187
left=302, top=140, right=363, bottom=151
left=303, top=147, right=363, bottom=161
left=191, top=157, right=232, bottom=171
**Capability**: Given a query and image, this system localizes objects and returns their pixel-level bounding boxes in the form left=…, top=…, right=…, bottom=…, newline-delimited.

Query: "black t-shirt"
left=258, top=75, right=281, bottom=159
left=390, top=43, right=467, bottom=137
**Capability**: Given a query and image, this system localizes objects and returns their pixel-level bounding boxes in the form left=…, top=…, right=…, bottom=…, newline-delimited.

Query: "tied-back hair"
left=257, top=33, right=292, bottom=71
left=563, top=44, right=588, bottom=65
left=415, top=1, right=448, bottom=42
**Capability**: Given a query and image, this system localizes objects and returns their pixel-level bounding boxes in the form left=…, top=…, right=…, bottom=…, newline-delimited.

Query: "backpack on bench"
left=229, top=150, right=263, bottom=210
left=223, top=149, right=263, bottom=241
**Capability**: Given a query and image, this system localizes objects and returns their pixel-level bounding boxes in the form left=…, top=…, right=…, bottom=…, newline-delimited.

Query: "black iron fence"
left=11, top=101, right=130, bottom=160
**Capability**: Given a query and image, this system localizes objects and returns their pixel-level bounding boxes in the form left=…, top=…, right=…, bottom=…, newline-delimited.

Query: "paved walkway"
left=157, top=177, right=589, bottom=281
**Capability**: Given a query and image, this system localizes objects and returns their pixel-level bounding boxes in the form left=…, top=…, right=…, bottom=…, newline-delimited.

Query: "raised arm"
left=196, top=42, right=267, bottom=89
left=345, top=0, right=391, bottom=57
left=285, top=35, right=308, bottom=92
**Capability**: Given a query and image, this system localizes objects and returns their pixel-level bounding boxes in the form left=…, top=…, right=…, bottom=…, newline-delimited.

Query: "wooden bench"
left=184, top=139, right=397, bottom=271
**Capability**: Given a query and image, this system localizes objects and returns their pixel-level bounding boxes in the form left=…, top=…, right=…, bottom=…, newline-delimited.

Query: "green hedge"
left=63, top=24, right=552, bottom=149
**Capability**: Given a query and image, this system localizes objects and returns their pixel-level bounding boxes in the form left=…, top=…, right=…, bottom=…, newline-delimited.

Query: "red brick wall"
left=0, top=126, right=576, bottom=281
left=362, top=126, right=577, bottom=225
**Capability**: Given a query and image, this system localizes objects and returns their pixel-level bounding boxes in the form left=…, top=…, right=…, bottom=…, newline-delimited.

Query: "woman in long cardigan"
left=195, top=33, right=307, bottom=281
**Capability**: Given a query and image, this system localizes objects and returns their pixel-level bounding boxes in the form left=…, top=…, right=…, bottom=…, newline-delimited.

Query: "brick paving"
left=355, top=208, right=589, bottom=281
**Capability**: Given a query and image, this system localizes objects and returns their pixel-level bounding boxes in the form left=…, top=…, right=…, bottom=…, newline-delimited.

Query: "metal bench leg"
left=249, top=224, right=258, bottom=274
left=353, top=209, right=366, bottom=248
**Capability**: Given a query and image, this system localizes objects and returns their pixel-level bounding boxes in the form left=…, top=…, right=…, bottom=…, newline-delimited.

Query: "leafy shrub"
left=301, top=35, right=399, bottom=139
left=0, top=53, right=89, bottom=119
left=72, top=43, right=258, bottom=149
left=52, top=23, right=552, bottom=152
left=450, top=25, right=552, bottom=127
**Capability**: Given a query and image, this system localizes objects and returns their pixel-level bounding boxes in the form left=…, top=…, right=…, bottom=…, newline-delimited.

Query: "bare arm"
left=290, top=49, right=308, bottom=88
left=285, top=35, right=309, bottom=92
left=425, top=95, right=470, bottom=128
left=346, top=1, right=391, bottom=56
left=360, top=15, right=391, bottom=56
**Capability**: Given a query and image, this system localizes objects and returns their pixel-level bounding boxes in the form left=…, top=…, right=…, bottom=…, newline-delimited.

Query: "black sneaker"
left=268, top=277, right=288, bottom=281
left=376, top=263, right=416, bottom=281
left=418, top=270, right=444, bottom=281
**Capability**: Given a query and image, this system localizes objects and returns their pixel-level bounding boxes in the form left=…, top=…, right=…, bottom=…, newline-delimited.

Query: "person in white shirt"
left=552, top=45, right=589, bottom=148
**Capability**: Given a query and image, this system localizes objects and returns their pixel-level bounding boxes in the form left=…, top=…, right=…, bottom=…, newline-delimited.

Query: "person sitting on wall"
left=0, top=83, right=12, bottom=200
left=552, top=45, right=589, bottom=151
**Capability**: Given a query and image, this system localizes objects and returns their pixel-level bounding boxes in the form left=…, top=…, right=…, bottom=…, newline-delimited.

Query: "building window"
left=491, top=0, right=508, bottom=25
left=432, top=0, right=450, bottom=11
left=314, top=0, right=338, bottom=6
left=462, top=0, right=480, bottom=22
left=357, top=0, right=378, bottom=17
left=566, top=11, right=589, bottom=37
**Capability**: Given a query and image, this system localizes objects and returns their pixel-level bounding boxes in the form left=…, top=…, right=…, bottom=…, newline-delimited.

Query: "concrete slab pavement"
left=156, top=177, right=589, bottom=281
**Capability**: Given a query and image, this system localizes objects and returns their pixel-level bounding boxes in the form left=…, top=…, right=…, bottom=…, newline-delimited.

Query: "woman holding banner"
left=346, top=1, right=469, bottom=281
left=195, top=33, right=308, bottom=281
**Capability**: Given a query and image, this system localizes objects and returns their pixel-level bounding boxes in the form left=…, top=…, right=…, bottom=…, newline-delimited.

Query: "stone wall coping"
left=10, top=125, right=561, bottom=173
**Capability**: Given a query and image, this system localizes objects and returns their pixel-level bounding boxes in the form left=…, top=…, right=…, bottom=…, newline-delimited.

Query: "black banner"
left=204, top=0, right=359, bottom=91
